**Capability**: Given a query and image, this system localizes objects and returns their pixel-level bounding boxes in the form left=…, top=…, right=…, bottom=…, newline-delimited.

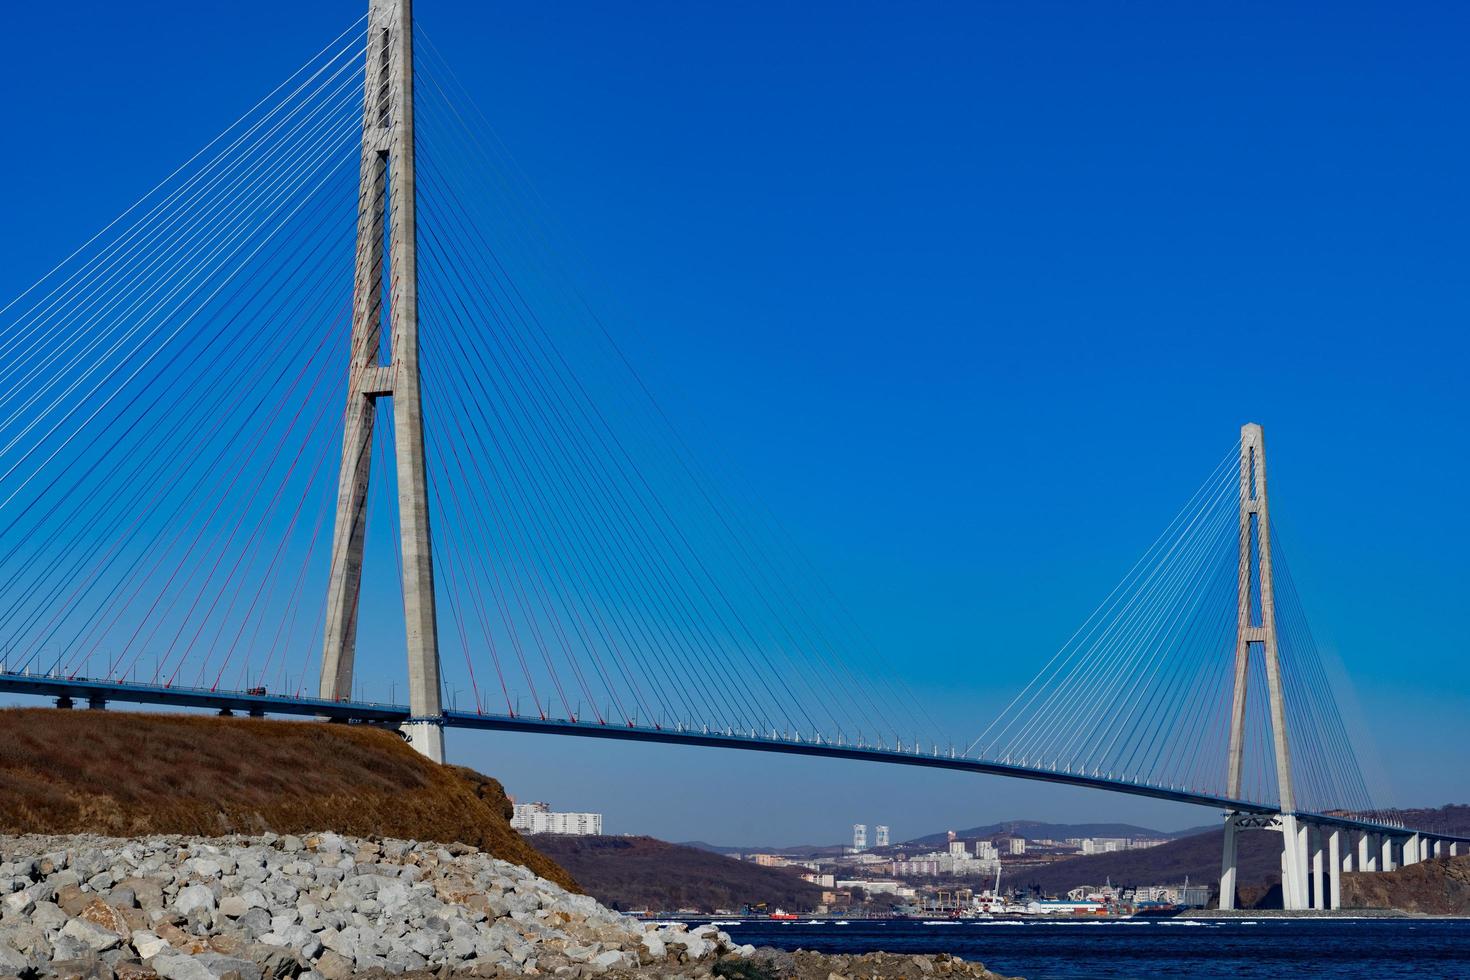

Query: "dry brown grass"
left=0, top=708, right=576, bottom=890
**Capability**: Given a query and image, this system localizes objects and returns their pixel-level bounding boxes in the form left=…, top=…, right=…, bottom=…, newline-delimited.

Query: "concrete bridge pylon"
left=318, top=0, right=445, bottom=763
left=1219, top=423, right=1308, bottom=910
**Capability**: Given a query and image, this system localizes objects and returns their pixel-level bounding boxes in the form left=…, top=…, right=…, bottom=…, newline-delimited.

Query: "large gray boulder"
left=60, top=918, right=124, bottom=953
left=173, top=885, right=215, bottom=917
left=151, top=953, right=217, bottom=980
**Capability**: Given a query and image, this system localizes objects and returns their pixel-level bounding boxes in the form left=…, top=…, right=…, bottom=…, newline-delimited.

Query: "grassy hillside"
left=535, top=835, right=825, bottom=913
left=0, top=708, right=575, bottom=890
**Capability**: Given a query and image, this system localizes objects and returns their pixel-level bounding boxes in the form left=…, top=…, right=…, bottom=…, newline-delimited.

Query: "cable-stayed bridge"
left=0, top=0, right=1458, bottom=912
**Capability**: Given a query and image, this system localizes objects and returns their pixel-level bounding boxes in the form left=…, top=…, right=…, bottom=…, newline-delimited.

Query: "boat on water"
left=1131, top=902, right=1183, bottom=917
left=708, top=920, right=741, bottom=927
left=803, top=919, right=823, bottom=925
left=922, top=920, right=961, bottom=926
left=833, top=920, right=850, bottom=926
left=768, top=910, right=799, bottom=921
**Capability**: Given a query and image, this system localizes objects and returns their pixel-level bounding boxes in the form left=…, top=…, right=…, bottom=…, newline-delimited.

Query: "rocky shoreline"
left=0, top=834, right=1012, bottom=980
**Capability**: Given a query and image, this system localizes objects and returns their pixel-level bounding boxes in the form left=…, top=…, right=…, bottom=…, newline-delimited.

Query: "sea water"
left=704, top=917, right=1470, bottom=979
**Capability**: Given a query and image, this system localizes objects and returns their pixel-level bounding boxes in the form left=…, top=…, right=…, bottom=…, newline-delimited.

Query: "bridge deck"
left=0, top=670, right=1457, bottom=844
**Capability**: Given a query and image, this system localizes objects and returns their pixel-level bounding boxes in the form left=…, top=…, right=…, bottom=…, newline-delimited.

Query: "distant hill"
left=536, top=835, right=824, bottom=913
left=997, top=828, right=1283, bottom=904
left=0, top=708, right=576, bottom=890
left=1360, top=805, right=1470, bottom=837
left=678, top=840, right=843, bottom=856
left=902, top=820, right=1198, bottom=848
left=996, top=808, right=1470, bottom=909
left=684, top=820, right=1215, bottom=856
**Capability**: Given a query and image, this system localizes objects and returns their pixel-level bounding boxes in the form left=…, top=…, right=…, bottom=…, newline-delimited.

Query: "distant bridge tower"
left=1219, top=423, right=1306, bottom=909
left=319, top=0, right=445, bottom=762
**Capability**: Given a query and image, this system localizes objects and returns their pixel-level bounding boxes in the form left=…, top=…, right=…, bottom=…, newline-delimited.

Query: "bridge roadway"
left=0, top=669, right=1460, bottom=846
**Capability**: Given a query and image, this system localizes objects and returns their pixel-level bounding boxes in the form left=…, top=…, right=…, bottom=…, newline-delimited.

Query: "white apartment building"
left=874, top=825, right=890, bottom=847
left=510, top=801, right=603, bottom=836
left=892, top=848, right=1000, bottom=877
left=853, top=824, right=868, bottom=851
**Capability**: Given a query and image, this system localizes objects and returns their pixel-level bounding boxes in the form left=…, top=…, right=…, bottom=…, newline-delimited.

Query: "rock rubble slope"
left=0, top=833, right=1012, bottom=980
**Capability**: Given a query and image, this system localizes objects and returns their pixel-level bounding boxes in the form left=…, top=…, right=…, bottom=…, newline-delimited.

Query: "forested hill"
left=1361, top=805, right=1470, bottom=837
left=535, top=835, right=824, bottom=913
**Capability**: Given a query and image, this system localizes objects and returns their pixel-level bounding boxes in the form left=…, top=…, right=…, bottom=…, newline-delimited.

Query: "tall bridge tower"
left=319, top=0, right=445, bottom=762
left=1219, top=422, right=1307, bottom=909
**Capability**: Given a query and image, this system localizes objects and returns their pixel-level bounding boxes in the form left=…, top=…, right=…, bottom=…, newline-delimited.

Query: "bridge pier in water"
left=1327, top=828, right=1342, bottom=909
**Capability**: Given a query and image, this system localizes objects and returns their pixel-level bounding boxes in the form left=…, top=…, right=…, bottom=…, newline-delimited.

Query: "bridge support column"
left=1452, top=842, right=1459, bottom=858
left=1272, top=816, right=1308, bottom=910
left=1328, top=829, right=1342, bottom=910
left=1219, top=813, right=1240, bottom=910
left=1404, top=833, right=1420, bottom=866
left=1361, top=833, right=1378, bottom=872
left=1310, top=826, right=1325, bottom=910
left=1381, top=836, right=1396, bottom=872
left=1433, top=840, right=1444, bottom=859
left=1292, top=818, right=1310, bottom=910
left=401, top=718, right=445, bottom=763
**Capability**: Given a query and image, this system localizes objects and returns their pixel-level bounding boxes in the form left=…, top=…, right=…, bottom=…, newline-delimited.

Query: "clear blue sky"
left=2, top=0, right=1466, bottom=844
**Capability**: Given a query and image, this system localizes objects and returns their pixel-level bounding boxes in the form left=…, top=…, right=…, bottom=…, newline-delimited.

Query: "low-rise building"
left=1133, top=883, right=1209, bottom=907
left=836, top=879, right=914, bottom=898
left=510, top=802, right=603, bottom=836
